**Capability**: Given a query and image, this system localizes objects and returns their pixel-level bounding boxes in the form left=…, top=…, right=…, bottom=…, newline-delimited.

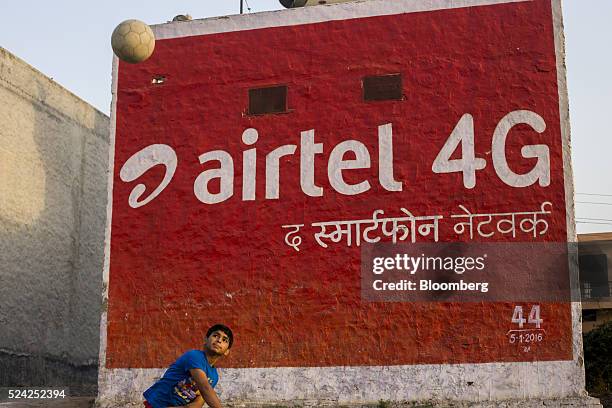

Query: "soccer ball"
left=111, top=19, right=155, bottom=64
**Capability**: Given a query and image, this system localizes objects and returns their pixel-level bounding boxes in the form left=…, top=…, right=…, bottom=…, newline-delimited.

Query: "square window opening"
left=582, top=310, right=597, bottom=322
left=363, top=74, right=403, bottom=102
left=248, top=85, right=288, bottom=115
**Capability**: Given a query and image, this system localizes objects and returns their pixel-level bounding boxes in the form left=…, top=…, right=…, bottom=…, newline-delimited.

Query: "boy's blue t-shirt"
left=143, top=350, right=219, bottom=408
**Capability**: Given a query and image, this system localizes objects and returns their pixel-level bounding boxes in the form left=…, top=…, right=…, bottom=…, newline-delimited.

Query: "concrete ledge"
left=5, top=396, right=596, bottom=408
left=89, top=396, right=605, bottom=408
left=582, top=300, right=612, bottom=310
left=220, top=397, right=604, bottom=407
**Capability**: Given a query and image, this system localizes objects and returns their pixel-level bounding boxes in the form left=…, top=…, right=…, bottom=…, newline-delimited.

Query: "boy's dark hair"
left=206, top=324, right=234, bottom=348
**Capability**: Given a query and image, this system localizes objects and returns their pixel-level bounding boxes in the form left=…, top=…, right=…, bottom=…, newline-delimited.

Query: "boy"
left=143, top=324, right=233, bottom=408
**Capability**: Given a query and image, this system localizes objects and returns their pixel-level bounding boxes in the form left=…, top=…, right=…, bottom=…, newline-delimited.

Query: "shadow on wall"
left=0, top=48, right=110, bottom=396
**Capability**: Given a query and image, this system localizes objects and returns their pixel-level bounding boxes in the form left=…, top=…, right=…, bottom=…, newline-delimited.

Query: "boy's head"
left=205, top=324, right=233, bottom=356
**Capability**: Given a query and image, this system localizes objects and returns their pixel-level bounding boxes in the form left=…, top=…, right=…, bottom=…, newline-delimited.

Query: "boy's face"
left=205, top=330, right=231, bottom=356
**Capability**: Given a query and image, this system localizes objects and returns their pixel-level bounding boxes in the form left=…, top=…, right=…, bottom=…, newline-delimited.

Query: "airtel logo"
left=119, top=111, right=550, bottom=209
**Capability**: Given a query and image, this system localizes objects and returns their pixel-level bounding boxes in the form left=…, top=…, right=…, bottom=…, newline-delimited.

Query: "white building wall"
left=0, top=47, right=109, bottom=394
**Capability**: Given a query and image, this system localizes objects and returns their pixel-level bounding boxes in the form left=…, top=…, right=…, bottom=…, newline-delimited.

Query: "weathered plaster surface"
left=0, top=47, right=109, bottom=392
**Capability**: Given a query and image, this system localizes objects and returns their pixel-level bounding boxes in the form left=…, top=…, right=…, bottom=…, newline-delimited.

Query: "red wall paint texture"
left=107, top=0, right=573, bottom=369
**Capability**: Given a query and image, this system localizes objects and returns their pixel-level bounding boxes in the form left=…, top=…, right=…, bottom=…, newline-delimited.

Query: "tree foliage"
left=584, top=321, right=612, bottom=394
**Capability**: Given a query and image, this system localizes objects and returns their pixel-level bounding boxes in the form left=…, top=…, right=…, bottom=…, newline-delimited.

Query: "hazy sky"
left=0, top=0, right=610, bottom=234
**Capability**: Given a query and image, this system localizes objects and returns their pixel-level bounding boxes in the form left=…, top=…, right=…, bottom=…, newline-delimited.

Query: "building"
left=98, top=0, right=598, bottom=406
left=579, top=232, right=612, bottom=332
left=0, top=47, right=109, bottom=395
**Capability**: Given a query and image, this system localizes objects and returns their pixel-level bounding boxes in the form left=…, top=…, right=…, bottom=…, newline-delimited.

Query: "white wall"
left=0, top=47, right=109, bottom=394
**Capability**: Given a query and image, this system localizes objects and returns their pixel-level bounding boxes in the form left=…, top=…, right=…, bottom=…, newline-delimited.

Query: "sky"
left=0, top=0, right=610, bottom=234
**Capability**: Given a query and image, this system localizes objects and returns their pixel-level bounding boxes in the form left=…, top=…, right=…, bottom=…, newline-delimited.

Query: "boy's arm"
left=189, top=368, right=222, bottom=408
left=184, top=395, right=204, bottom=408
left=168, top=395, right=204, bottom=408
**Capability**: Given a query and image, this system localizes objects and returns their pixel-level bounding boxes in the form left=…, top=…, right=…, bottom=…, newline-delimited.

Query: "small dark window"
left=248, top=85, right=288, bottom=115
left=582, top=310, right=597, bottom=322
left=363, top=74, right=402, bottom=101
left=579, top=254, right=609, bottom=298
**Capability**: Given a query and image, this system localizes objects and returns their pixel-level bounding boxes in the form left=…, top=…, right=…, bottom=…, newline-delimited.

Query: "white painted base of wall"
left=96, top=360, right=589, bottom=408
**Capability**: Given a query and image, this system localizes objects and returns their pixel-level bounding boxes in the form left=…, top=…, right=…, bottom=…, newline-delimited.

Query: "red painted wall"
left=107, top=0, right=572, bottom=368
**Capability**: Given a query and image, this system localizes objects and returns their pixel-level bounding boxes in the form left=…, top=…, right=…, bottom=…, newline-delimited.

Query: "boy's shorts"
left=143, top=401, right=153, bottom=408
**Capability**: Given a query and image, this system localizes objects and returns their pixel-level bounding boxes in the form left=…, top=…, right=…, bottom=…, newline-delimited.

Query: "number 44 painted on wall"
left=511, top=305, right=543, bottom=329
